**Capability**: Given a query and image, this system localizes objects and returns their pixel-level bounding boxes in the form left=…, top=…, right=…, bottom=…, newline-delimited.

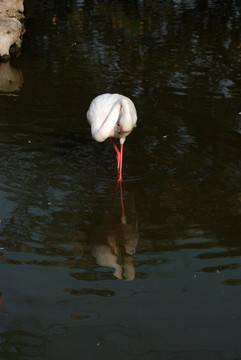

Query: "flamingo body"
left=87, top=93, right=137, bottom=181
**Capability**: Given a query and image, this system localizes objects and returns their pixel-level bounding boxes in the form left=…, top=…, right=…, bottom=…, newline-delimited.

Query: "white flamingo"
left=87, top=93, right=137, bottom=181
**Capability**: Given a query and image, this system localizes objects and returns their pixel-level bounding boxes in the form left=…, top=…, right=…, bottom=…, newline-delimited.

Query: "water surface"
left=0, top=1, right=241, bottom=359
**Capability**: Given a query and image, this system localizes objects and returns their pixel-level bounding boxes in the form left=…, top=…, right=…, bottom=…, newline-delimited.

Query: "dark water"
left=0, top=0, right=241, bottom=359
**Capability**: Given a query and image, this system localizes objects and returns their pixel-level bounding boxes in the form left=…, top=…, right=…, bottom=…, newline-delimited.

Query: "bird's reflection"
left=91, top=181, right=138, bottom=281
left=0, top=61, right=23, bottom=94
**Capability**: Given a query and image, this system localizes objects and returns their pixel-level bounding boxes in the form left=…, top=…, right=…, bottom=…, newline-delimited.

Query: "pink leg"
left=118, top=143, right=123, bottom=182
left=109, top=138, right=120, bottom=170
left=109, top=138, right=123, bottom=181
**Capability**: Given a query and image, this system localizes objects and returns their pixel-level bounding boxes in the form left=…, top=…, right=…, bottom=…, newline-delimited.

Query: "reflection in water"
left=0, top=61, right=23, bottom=94
left=0, top=1, right=241, bottom=358
left=0, top=330, right=45, bottom=357
left=92, top=182, right=138, bottom=281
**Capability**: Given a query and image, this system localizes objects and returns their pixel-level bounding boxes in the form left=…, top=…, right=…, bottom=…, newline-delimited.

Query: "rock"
left=0, top=17, right=23, bottom=58
left=0, top=0, right=24, bottom=20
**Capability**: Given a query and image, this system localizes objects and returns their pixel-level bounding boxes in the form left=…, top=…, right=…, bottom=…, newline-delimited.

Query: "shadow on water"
left=0, top=0, right=241, bottom=359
